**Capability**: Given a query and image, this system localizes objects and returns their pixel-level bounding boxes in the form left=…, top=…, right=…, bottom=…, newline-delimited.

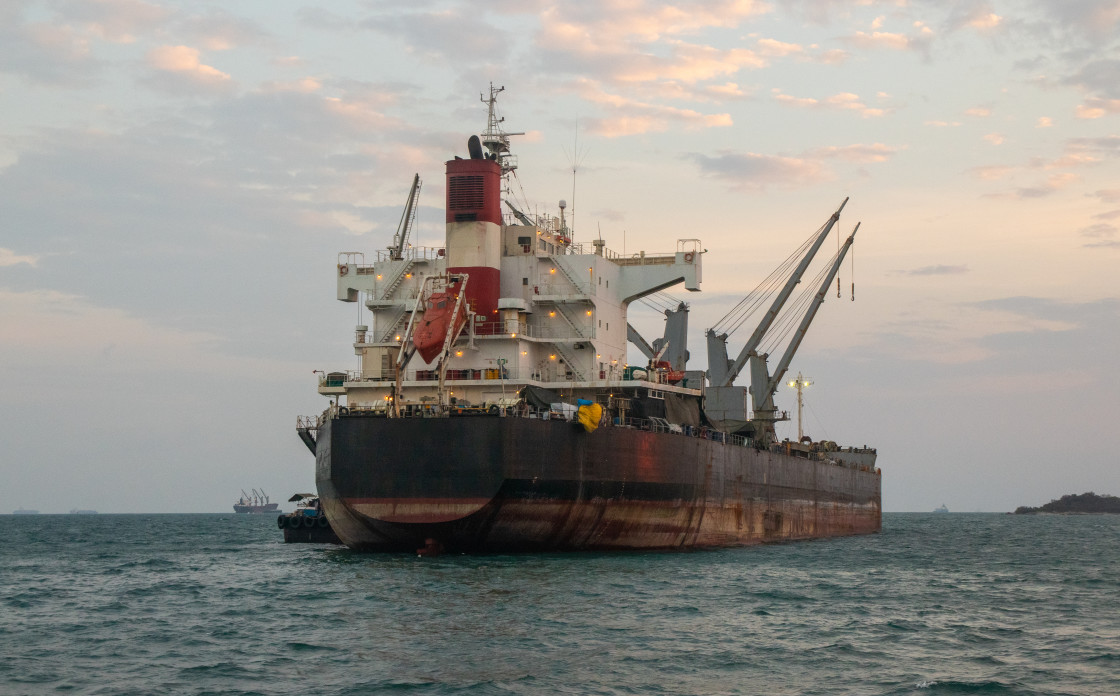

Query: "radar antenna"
left=479, top=83, right=523, bottom=176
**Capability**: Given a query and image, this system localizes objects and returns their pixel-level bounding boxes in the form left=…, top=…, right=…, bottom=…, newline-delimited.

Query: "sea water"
left=3, top=513, right=1118, bottom=695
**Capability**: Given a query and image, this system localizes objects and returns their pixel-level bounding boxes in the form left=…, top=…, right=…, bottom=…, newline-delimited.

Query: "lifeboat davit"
left=653, top=360, right=685, bottom=384
left=412, top=289, right=467, bottom=364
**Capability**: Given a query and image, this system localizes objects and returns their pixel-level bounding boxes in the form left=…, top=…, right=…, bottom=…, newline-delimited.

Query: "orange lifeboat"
left=412, top=289, right=467, bottom=364
left=653, top=360, right=685, bottom=384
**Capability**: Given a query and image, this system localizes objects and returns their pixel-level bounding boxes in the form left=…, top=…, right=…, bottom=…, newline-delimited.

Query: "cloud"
left=1037, top=2, right=1120, bottom=44
left=1067, top=135, right=1120, bottom=157
left=258, top=77, right=323, bottom=94
left=146, top=44, right=232, bottom=89
left=0, top=248, right=40, bottom=267
left=0, top=13, right=97, bottom=85
left=1013, top=172, right=1078, bottom=199
left=815, top=49, right=850, bottom=64
left=925, top=120, right=962, bottom=127
left=572, top=80, right=734, bottom=137
left=1065, top=59, right=1120, bottom=98
left=900, top=265, right=969, bottom=276
left=539, top=1, right=767, bottom=45
left=772, top=89, right=886, bottom=117
left=362, top=9, right=510, bottom=63
left=687, top=141, right=898, bottom=190
left=965, top=107, right=991, bottom=117
left=983, top=133, right=1005, bottom=145
left=807, top=143, right=899, bottom=162
left=845, top=21, right=934, bottom=56
left=969, top=165, right=1013, bottom=180
left=968, top=12, right=1002, bottom=29
left=1079, top=223, right=1120, bottom=248
left=1075, top=98, right=1120, bottom=119
left=174, top=8, right=270, bottom=51
left=63, top=0, right=172, bottom=44
left=525, top=2, right=770, bottom=105
left=756, top=38, right=804, bottom=57
left=1036, top=116, right=1053, bottom=127
left=1092, top=189, right=1120, bottom=203
left=687, top=151, right=826, bottom=190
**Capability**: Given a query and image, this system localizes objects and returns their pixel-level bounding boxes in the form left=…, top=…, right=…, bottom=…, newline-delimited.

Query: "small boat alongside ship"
left=277, top=494, right=341, bottom=544
left=297, top=85, right=881, bottom=553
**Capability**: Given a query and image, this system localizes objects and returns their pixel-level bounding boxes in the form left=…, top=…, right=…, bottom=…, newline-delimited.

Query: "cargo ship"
left=298, top=85, right=880, bottom=552
left=233, top=489, right=279, bottom=514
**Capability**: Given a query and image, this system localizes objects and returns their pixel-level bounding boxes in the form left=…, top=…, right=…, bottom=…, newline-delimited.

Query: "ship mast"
left=787, top=372, right=812, bottom=441
left=480, top=84, right=522, bottom=177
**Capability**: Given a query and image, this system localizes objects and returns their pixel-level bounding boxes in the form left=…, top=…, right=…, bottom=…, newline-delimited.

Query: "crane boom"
left=712, top=197, right=847, bottom=388
left=754, top=223, right=860, bottom=415
left=390, top=173, right=422, bottom=260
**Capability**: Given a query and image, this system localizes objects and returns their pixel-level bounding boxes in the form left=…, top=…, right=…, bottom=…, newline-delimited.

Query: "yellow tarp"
left=577, top=403, right=602, bottom=432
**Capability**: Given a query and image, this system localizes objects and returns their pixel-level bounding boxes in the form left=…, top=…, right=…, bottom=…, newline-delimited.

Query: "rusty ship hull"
left=315, top=414, right=881, bottom=552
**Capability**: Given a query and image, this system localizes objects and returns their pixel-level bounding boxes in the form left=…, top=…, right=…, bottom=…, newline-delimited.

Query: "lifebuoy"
left=277, top=515, right=287, bottom=529
left=302, top=515, right=317, bottom=529
left=684, top=252, right=694, bottom=263
left=317, top=516, right=330, bottom=529
left=339, top=264, right=349, bottom=276
left=286, top=516, right=302, bottom=530
left=488, top=404, right=499, bottom=415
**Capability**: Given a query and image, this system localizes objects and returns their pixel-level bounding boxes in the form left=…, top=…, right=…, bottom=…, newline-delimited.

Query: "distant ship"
left=69, top=509, right=98, bottom=515
left=934, top=504, right=949, bottom=513
left=233, top=488, right=279, bottom=514
left=297, top=85, right=881, bottom=553
left=12, top=508, right=39, bottom=515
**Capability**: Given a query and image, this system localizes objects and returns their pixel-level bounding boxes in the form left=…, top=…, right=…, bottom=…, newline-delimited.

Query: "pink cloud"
left=772, top=89, right=886, bottom=117
left=1075, top=98, right=1120, bottom=119
left=756, top=38, right=804, bottom=57
left=689, top=151, right=826, bottom=190
left=147, top=45, right=231, bottom=84
left=808, top=143, right=899, bottom=163
left=969, top=166, right=1014, bottom=180
left=0, top=248, right=40, bottom=268
left=575, top=80, right=733, bottom=137
left=688, top=141, right=898, bottom=190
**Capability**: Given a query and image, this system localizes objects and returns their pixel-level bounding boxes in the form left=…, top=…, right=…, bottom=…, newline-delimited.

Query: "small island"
left=1014, top=492, right=1120, bottom=514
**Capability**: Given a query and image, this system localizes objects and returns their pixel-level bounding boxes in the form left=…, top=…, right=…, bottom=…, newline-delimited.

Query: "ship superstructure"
left=299, top=86, right=880, bottom=552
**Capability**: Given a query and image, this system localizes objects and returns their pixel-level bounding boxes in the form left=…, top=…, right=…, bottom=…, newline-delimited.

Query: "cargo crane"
left=703, top=199, right=858, bottom=445
left=389, top=174, right=422, bottom=260
left=628, top=299, right=690, bottom=383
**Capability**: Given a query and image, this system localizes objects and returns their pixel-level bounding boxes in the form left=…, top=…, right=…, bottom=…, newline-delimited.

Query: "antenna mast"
left=787, top=373, right=813, bottom=441
left=480, top=84, right=522, bottom=177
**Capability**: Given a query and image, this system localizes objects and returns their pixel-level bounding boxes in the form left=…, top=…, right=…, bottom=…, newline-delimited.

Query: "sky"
left=2, top=0, right=1118, bottom=514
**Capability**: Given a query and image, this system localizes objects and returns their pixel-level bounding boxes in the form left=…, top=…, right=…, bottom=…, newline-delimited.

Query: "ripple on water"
left=2, top=513, right=1119, bottom=696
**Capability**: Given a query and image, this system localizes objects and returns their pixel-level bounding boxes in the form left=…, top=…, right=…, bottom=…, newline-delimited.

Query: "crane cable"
left=710, top=220, right=830, bottom=338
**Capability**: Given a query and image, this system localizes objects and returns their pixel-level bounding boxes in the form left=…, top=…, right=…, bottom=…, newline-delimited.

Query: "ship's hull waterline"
left=315, top=415, right=881, bottom=552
